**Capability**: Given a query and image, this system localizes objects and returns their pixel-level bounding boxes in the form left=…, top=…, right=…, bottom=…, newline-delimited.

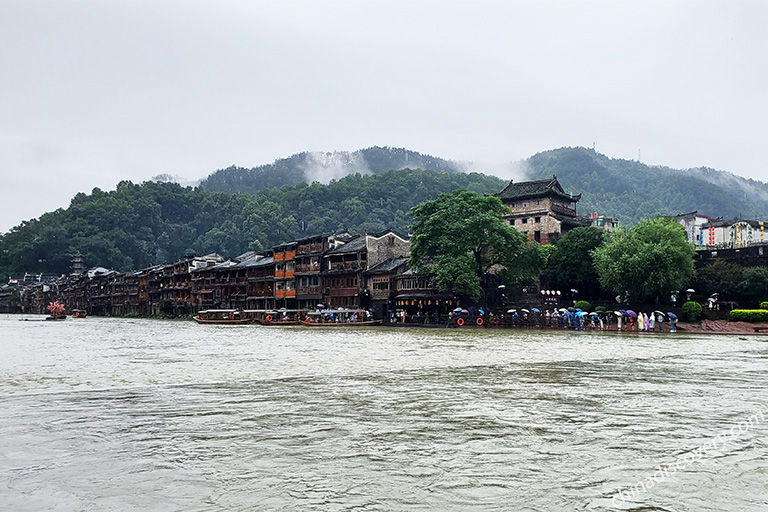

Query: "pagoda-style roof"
left=495, top=176, right=581, bottom=203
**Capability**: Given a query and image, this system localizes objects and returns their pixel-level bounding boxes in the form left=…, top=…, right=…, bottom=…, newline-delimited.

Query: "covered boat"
left=193, top=309, right=254, bottom=325
left=255, top=309, right=306, bottom=326
left=300, top=308, right=381, bottom=327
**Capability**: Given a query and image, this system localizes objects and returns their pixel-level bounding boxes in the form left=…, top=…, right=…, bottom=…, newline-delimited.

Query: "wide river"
left=0, top=315, right=766, bottom=511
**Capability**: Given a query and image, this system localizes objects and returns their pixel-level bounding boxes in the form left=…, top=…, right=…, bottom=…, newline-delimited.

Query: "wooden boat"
left=255, top=309, right=306, bottom=326
left=300, top=319, right=382, bottom=327
left=71, top=309, right=88, bottom=318
left=300, top=308, right=381, bottom=327
left=193, top=309, right=254, bottom=325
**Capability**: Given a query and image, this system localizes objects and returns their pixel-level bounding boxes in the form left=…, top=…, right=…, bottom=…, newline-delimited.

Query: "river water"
left=1, top=315, right=766, bottom=511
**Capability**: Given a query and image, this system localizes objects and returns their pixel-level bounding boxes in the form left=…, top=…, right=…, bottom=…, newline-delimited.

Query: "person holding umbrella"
left=667, top=312, right=677, bottom=332
left=626, top=310, right=637, bottom=331
left=656, top=311, right=664, bottom=332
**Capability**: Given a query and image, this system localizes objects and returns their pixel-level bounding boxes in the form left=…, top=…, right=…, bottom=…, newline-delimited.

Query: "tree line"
left=409, top=190, right=767, bottom=308
left=0, top=169, right=505, bottom=278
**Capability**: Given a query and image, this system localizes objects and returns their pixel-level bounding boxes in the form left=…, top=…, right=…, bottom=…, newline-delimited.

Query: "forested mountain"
left=199, top=146, right=468, bottom=194
left=199, top=145, right=768, bottom=225
left=0, top=170, right=504, bottom=276
left=4, top=144, right=767, bottom=278
left=525, top=147, right=768, bottom=225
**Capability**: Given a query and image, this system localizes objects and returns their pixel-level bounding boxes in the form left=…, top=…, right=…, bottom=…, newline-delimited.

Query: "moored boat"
left=300, top=308, right=381, bottom=327
left=193, top=309, right=254, bottom=324
left=255, top=309, right=306, bottom=326
left=300, top=319, right=382, bottom=327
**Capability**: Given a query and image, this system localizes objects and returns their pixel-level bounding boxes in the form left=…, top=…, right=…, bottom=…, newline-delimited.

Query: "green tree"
left=592, top=217, right=696, bottom=303
left=738, top=267, right=768, bottom=307
left=408, top=189, right=541, bottom=302
left=695, top=260, right=744, bottom=300
left=543, top=226, right=606, bottom=298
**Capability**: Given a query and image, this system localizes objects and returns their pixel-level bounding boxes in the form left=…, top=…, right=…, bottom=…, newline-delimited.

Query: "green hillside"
left=0, top=169, right=504, bottom=277
left=4, top=145, right=767, bottom=279
left=525, top=147, right=768, bottom=225
left=199, top=146, right=467, bottom=194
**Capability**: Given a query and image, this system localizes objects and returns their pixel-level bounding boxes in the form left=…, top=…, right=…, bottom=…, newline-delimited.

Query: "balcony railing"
left=328, top=287, right=358, bottom=297
left=327, top=262, right=363, bottom=271
left=297, top=243, right=324, bottom=254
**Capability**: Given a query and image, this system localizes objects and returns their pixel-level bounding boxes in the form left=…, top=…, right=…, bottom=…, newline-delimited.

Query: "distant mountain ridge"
left=524, top=147, right=768, bottom=225
left=198, top=145, right=768, bottom=225
left=199, top=146, right=468, bottom=194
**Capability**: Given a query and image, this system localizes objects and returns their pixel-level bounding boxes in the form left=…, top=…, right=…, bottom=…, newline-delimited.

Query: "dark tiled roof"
left=495, top=176, right=581, bottom=203
left=295, top=231, right=352, bottom=245
left=235, top=254, right=274, bottom=268
left=367, top=257, right=409, bottom=274
left=327, top=235, right=366, bottom=255
left=235, top=250, right=260, bottom=261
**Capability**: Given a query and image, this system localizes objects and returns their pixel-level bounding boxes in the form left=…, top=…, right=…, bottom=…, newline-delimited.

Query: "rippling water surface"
left=1, top=315, right=766, bottom=511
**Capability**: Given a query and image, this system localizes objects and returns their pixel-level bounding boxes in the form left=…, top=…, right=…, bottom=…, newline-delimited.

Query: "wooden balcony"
left=274, top=251, right=296, bottom=261
left=297, top=285, right=321, bottom=295
left=328, top=287, right=358, bottom=297
left=297, top=243, right=324, bottom=254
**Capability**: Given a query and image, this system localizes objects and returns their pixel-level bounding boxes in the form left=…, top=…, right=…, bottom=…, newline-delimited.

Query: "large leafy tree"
left=408, top=189, right=543, bottom=302
left=695, top=260, right=744, bottom=300
left=738, top=267, right=768, bottom=307
left=592, top=217, right=696, bottom=303
left=543, top=226, right=606, bottom=298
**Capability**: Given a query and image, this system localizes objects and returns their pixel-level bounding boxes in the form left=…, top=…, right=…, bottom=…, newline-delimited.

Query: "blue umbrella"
left=531, top=308, right=540, bottom=313
left=667, top=312, right=678, bottom=320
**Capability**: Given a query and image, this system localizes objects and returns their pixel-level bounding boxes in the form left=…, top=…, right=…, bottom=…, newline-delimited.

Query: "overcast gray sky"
left=1, top=0, right=766, bottom=233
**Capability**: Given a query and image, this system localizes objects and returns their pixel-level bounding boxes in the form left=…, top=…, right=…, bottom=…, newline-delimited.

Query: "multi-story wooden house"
left=365, top=256, right=409, bottom=317
left=294, top=233, right=350, bottom=309
left=273, top=242, right=297, bottom=309
left=323, top=230, right=410, bottom=309
left=159, top=254, right=223, bottom=315
left=242, top=253, right=275, bottom=310
left=323, top=236, right=366, bottom=308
